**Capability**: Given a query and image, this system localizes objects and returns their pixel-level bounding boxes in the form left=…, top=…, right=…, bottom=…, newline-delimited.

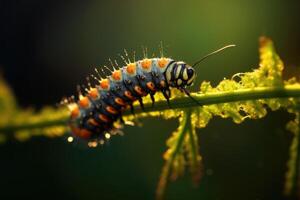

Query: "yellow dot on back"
left=100, top=79, right=109, bottom=89
left=126, top=63, right=136, bottom=74
left=141, top=59, right=152, bottom=69
left=158, top=58, right=168, bottom=68
left=70, top=104, right=80, bottom=118
left=88, top=88, right=99, bottom=99
left=112, top=70, right=122, bottom=80
left=79, top=95, right=90, bottom=108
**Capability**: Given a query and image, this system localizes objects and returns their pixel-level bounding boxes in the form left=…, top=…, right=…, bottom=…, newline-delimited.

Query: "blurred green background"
left=0, top=0, right=300, bottom=199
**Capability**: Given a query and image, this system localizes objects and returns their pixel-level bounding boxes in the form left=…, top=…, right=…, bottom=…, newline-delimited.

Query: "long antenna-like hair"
left=192, top=44, right=236, bottom=68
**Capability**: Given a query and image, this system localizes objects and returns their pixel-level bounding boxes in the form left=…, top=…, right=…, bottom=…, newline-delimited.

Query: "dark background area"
left=0, top=0, right=300, bottom=199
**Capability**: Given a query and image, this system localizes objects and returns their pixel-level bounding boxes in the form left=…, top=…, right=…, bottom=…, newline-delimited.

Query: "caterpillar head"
left=165, top=44, right=236, bottom=88
left=165, top=61, right=196, bottom=88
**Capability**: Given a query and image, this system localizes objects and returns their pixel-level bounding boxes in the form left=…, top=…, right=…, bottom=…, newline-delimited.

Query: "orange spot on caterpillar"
left=115, top=97, right=126, bottom=106
left=106, top=106, right=118, bottom=115
left=146, top=81, right=156, bottom=91
left=141, top=59, right=152, bottom=69
left=88, top=88, right=99, bottom=99
left=98, top=114, right=110, bottom=123
left=88, top=118, right=99, bottom=126
left=79, top=129, right=92, bottom=139
left=126, top=63, right=136, bottom=74
left=158, top=58, right=168, bottom=68
left=100, top=79, right=109, bottom=89
left=70, top=105, right=80, bottom=118
left=134, top=85, right=145, bottom=96
left=124, top=90, right=135, bottom=100
left=79, top=96, right=90, bottom=108
left=71, top=126, right=92, bottom=139
left=112, top=70, right=122, bottom=81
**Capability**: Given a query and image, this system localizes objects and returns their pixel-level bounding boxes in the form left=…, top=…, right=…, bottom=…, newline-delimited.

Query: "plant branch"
left=128, top=85, right=300, bottom=115
left=156, top=109, right=191, bottom=200
left=1, top=85, right=300, bottom=133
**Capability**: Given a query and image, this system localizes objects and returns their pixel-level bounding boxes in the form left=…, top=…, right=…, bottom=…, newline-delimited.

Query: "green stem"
left=0, top=119, right=67, bottom=133
left=1, top=85, right=300, bottom=133
left=187, top=120, right=199, bottom=176
left=156, top=109, right=191, bottom=200
left=128, top=85, right=300, bottom=115
left=169, top=110, right=192, bottom=168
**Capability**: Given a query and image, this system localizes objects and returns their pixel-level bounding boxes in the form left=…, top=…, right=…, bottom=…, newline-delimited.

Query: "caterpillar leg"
left=129, top=104, right=135, bottom=115
left=150, top=93, right=155, bottom=107
left=138, top=98, right=145, bottom=110
left=119, top=114, right=125, bottom=124
left=162, top=89, right=171, bottom=108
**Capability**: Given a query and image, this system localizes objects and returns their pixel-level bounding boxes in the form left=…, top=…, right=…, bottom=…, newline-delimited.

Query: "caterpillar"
left=64, top=44, right=235, bottom=146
